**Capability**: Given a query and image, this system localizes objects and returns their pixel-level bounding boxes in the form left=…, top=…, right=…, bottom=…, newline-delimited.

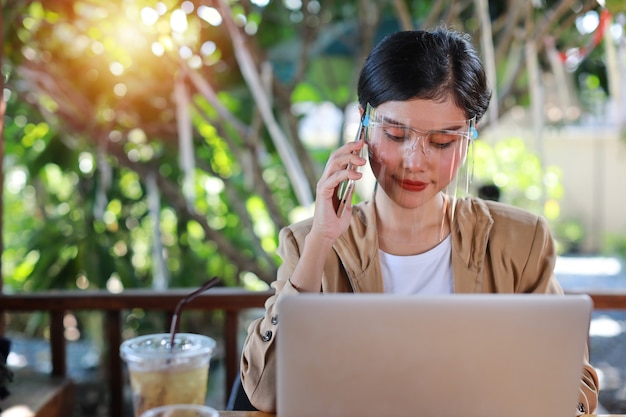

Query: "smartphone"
left=336, top=115, right=368, bottom=217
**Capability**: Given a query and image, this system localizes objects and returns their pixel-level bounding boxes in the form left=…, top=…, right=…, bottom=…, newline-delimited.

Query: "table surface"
left=216, top=413, right=621, bottom=417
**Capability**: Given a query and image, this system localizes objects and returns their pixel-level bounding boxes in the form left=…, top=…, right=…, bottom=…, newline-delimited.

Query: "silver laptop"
left=276, top=293, right=592, bottom=417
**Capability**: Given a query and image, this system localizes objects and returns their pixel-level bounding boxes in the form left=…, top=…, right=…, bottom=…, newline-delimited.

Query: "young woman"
left=240, top=28, right=599, bottom=414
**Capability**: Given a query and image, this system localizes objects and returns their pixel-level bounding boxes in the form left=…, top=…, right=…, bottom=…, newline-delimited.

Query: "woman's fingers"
left=309, top=141, right=367, bottom=238
left=324, top=145, right=365, bottom=200
left=323, top=141, right=366, bottom=182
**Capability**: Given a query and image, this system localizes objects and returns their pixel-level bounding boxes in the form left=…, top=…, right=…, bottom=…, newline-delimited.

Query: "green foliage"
left=553, top=220, right=586, bottom=254
left=292, top=82, right=323, bottom=103
left=3, top=0, right=308, bottom=296
left=2, top=0, right=622, bottom=341
left=470, top=137, right=583, bottom=254
left=601, top=234, right=626, bottom=258
left=605, top=0, right=626, bottom=13
left=471, top=138, right=563, bottom=212
left=304, top=57, right=355, bottom=104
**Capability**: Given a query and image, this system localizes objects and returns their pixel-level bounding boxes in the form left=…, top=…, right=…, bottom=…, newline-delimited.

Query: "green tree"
left=1, top=0, right=616, bottom=296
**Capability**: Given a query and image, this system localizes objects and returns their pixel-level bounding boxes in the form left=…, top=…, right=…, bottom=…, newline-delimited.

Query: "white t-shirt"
left=379, top=235, right=453, bottom=295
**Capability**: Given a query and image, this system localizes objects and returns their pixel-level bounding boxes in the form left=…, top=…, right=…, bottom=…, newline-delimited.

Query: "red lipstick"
left=399, top=179, right=428, bottom=192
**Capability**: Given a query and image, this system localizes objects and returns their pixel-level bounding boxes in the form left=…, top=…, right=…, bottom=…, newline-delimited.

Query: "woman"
left=240, top=28, right=599, bottom=414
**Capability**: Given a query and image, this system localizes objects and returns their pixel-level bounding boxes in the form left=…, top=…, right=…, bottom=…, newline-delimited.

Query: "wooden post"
left=106, top=310, right=123, bottom=417
left=224, top=310, right=239, bottom=403
left=49, top=311, right=67, bottom=376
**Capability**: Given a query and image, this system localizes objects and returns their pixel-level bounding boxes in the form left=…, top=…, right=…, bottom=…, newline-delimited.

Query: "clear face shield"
left=362, top=103, right=476, bottom=242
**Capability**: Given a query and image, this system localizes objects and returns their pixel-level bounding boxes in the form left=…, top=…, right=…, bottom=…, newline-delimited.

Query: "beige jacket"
left=241, top=197, right=599, bottom=413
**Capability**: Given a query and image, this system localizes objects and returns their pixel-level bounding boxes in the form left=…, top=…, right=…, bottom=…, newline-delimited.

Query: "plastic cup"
left=120, top=333, right=216, bottom=417
left=140, top=404, right=219, bottom=417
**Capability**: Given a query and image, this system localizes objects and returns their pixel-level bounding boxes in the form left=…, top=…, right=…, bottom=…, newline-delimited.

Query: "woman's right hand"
left=310, top=139, right=366, bottom=243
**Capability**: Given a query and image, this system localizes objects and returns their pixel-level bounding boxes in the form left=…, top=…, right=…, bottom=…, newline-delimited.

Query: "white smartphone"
left=336, top=115, right=367, bottom=217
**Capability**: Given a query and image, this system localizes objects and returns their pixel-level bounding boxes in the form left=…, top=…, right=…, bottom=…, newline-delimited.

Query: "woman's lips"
left=399, top=179, right=428, bottom=191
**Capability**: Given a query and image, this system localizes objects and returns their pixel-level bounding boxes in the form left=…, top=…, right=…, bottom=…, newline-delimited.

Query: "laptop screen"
left=276, top=294, right=592, bottom=417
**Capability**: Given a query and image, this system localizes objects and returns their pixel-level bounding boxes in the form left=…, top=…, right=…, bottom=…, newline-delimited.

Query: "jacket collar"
left=333, top=196, right=494, bottom=293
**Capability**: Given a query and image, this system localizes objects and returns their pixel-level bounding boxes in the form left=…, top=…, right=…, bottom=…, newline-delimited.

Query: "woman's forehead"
left=374, top=99, right=468, bottom=127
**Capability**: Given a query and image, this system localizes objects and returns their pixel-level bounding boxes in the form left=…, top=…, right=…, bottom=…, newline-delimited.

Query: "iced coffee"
left=120, top=333, right=216, bottom=417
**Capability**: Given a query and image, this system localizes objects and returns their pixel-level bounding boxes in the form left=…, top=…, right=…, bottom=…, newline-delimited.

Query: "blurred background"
left=1, top=0, right=626, bottom=415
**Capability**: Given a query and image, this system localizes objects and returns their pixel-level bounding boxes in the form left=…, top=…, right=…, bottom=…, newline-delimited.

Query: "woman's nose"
left=403, top=137, right=429, bottom=170
left=403, top=135, right=428, bottom=156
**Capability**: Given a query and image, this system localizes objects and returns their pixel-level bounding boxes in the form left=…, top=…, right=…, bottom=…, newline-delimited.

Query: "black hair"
left=357, top=28, right=491, bottom=122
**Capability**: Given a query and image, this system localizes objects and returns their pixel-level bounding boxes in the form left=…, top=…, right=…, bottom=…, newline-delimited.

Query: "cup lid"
left=139, top=404, right=219, bottom=417
left=120, top=333, right=216, bottom=363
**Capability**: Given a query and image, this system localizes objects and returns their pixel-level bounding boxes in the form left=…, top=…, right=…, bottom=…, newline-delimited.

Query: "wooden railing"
left=0, top=287, right=272, bottom=416
left=567, top=291, right=626, bottom=310
left=1, top=289, right=625, bottom=416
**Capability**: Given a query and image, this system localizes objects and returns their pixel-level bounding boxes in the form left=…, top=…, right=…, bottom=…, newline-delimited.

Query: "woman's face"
left=365, top=98, right=472, bottom=209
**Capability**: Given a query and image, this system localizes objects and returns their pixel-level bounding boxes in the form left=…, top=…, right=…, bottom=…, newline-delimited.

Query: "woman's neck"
left=374, top=190, right=451, bottom=256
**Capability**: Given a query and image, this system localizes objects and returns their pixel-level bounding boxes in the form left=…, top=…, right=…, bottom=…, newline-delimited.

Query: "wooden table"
left=216, top=413, right=622, bottom=417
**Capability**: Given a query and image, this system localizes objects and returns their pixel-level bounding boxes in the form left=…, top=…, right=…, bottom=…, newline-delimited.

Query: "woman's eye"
left=384, top=132, right=405, bottom=142
left=382, top=126, right=408, bottom=142
left=428, top=132, right=461, bottom=149
left=431, top=142, right=453, bottom=150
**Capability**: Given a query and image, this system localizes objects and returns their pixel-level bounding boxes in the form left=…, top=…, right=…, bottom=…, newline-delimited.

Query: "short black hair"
left=357, top=28, right=491, bottom=122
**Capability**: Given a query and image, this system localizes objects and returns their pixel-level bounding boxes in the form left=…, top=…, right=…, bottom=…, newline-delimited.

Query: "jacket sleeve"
left=240, top=226, right=302, bottom=413
left=528, top=217, right=600, bottom=414
left=546, top=277, right=600, bottom=414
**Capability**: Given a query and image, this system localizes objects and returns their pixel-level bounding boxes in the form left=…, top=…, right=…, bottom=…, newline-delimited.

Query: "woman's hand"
left=287, top=140, right=366, bottom=293
left=310, top=140, right=366, bottom=243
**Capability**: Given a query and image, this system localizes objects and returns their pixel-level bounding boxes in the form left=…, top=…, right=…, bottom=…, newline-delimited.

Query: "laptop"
left=276, top=293, right=592, bottom=417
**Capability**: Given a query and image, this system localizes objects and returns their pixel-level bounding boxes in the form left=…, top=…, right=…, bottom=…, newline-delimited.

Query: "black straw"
left=168, top=276, right=220, bottom=350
